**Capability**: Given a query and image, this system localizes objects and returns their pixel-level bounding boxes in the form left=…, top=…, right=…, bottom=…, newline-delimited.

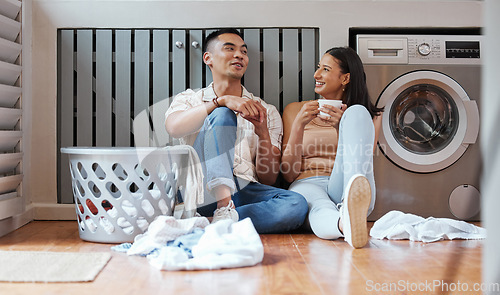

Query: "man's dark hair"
left=203, top=28, right=244, bottom=53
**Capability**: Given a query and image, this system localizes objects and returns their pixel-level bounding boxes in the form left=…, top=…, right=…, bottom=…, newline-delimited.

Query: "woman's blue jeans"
left=193, top=107, right=308, bottom=234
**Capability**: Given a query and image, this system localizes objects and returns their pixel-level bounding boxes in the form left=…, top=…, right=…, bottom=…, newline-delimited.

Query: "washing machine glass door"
left=377, top=70, right=479, bottom=173
left=391, top=84, right=458, bottom=154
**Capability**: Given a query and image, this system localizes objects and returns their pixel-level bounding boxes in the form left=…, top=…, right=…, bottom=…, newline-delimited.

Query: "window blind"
left=0, top=0, right=23, bottom=221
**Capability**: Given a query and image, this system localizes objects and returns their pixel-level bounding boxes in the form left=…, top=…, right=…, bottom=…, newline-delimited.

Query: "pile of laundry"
left=111, top=216, right=264, bottom=271
left=370, top=210, right=487, bottom=243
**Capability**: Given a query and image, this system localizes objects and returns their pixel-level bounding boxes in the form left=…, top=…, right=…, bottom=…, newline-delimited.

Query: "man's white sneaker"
left=340, top=174, right=371, bottom=249
left=212, top=200, right=239, bottom=223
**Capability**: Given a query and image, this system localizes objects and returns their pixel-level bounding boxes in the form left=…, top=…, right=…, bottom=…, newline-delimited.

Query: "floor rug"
left=0, top=251, right=111, bottom=282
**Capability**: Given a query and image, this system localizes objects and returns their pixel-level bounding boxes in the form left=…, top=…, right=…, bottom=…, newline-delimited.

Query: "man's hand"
left=218, top=95, right=270, bottom=137
left=241, top=100, right=269, bottom=138
left=219, top=95, right=264, bottom=122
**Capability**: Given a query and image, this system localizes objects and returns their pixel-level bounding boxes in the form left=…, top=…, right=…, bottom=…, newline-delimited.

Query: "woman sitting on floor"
left=281, top=47, right=383, bottom=249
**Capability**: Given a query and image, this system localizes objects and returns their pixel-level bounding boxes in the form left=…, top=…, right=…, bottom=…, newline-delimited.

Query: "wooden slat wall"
left=189, top=30, right=203, bottom=90
left=57, top=28, right=319, bottom=204
left=172, top=30, right=186, bottom=97
left=58, top=30, right=74, bottom=204
left=152, top=30, right=170, bottom=147
left=115, top=30, right=132, bottom=147
left=301, top=29, right=318, bottom=101
left=282, top=29, right=299, bottom=108
left=134, top=30, right=151, bottom=147
left=204, top=29, right=216, bottom=87
left=263, top=29, right=280, bottom=110
left=76, top=30, right=93, bottom=147
left=243, top=29, right=260, bottom=97
left=95, top=30, right=112, bottom=147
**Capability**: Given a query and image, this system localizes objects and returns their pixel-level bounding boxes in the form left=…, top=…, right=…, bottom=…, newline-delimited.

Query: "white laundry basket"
left=61, top=147, right=188, bottom=243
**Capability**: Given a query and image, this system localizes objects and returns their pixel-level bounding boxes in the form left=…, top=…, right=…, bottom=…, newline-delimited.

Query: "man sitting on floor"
left=165, top=28, right=308, bottom=233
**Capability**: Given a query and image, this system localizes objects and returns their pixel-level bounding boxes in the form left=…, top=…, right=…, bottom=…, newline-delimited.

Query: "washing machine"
left=350, top=28, right=482, bottom=221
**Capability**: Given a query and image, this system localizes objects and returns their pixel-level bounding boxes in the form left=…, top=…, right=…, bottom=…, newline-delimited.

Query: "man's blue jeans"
left=193, top=107, right=308, bottom=233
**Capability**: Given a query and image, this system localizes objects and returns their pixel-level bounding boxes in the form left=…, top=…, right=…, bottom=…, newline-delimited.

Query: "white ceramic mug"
left=318, top=99, right=342, bottom=116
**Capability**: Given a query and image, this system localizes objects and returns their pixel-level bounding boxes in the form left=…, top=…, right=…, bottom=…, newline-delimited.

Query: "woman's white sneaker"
left=340, top=174, right=371, bottom=249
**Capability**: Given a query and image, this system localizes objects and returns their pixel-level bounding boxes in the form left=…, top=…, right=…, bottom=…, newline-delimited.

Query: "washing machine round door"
left=376, top=70, right=479, bottom=173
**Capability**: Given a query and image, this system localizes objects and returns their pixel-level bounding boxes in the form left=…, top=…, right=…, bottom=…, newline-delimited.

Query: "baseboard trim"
left=33, top=203, right=76, bottom=221
left=1, top=203, right=77, bottom=237
left=0, top=205, right=35, bottom=238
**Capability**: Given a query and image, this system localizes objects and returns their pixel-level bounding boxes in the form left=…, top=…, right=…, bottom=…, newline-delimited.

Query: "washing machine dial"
left=417, top=43, right=432, bottom=56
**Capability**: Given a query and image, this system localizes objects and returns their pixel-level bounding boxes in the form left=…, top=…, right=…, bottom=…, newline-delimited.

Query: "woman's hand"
left=294, top=101, right=320, bottom=128
left=317, top=103, right=347, bottom=129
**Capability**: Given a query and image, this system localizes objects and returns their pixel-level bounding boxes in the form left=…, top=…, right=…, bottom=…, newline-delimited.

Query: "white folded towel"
left=370, top=210, right=487, bottom=243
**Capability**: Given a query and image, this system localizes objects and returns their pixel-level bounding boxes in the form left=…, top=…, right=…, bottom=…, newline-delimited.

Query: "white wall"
left=26, top=0, right=483, bottom=216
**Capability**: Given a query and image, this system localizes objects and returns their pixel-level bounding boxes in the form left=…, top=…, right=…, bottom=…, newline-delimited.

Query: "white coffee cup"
left=318, top=99, right=342, bottom=116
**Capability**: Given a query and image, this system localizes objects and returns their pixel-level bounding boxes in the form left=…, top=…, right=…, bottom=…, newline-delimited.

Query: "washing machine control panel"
left=357, top=34, right=483, bottom=65
left=408, top=37, right=443, bottom=60
left=417, top=43, right=432, bottom=56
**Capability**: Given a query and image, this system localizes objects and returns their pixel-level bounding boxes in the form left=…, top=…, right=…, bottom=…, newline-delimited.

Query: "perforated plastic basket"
left=60, top=147, right=187, bottom=243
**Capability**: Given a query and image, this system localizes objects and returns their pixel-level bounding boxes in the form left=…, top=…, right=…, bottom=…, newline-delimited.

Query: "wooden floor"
left=0, top=221, right=483, bottom=295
